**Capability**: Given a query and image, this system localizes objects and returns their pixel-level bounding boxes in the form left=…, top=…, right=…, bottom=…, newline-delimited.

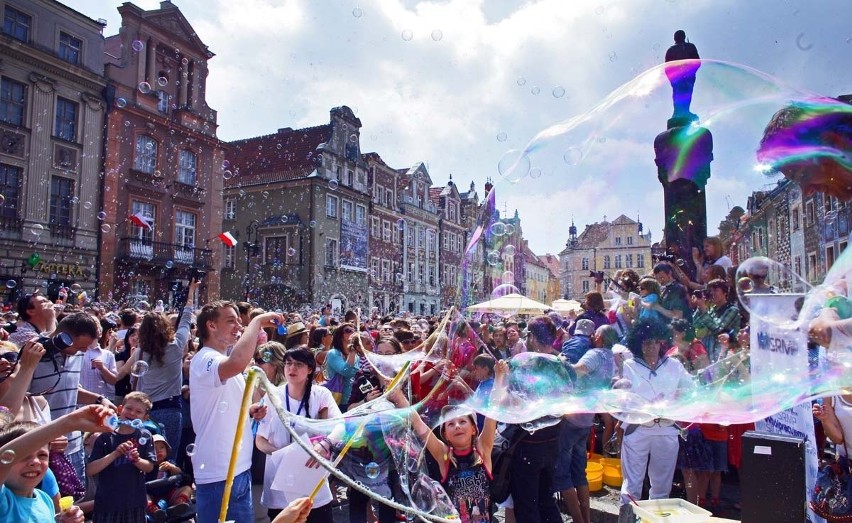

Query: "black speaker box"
left=741, top=431, right=807, bottom=523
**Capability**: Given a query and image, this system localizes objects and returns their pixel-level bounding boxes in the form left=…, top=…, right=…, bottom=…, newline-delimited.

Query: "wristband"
left=95, top=395, right=106, bottom=405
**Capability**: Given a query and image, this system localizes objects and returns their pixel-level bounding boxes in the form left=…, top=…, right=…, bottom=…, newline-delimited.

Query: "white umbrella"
left=466, top=293, right=551, bottom=316
left=550, top=299, right=583, bottom=314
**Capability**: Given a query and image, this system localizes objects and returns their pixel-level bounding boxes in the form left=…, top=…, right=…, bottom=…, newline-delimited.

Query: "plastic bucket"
left=586, top=461, right=604, bottom=492
left=599, top=457, right=623, bottom=487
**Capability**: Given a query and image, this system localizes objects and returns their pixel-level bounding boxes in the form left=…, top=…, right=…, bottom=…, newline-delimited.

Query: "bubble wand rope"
left=256, top=366, right=455, bottom=522
left=218, top=368, right=259, bottom=523
left=306, top=358, right=411, bottom=501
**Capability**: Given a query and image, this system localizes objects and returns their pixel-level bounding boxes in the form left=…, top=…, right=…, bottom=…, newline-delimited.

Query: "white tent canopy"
left=466, top=293, right=551, bottom=316
left=550, top=299, right=583, bottom=314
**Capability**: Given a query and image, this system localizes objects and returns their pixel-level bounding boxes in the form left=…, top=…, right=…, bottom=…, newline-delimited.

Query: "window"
left=827, top=245, right=836, bottom=272
left=382, top=220, right=391, bottom=242
left=603, top=255, right=611, bottom=269
left=637, top=254, right=645, bottom=268
left=264, top=236, right=288, bottom=265
left=130, top=201, right=155, bottom=241
left=175, top=210, right=196, bottom=248
left=54, top=98, right=78, bottom=142
left=406, top=227, right=414, bottom=247
left=326, top=194, right=338, bottom=218
left=0, top=164, right=20, bottom=220
left=626, top=254, right=633, bottom=268
left=371, top=257, right=379, bottom=280
left=3, top=6, right=30, bottom=42
left=346, top=170, right=354, bottom=186
left=0, top=78, right=26, bottom=126
left=791, top=206, right=800, bottom=231
left=157, top=90, right=170, bottom=113
left=841, top=241, right=848, bottom=255
left=418, top=228, right=425, bottom=248
left=615, top=237, right=622, bottom=246
left=224, top=199, right=236, bottom=220
left=382, top=259, right=391, bottom=283
left=825, top=195, right=837, bottom=214
left=807, top=252, right=818, bottom=281
left=408, top=262, right=414, bottom=283
left=393, top=223, right=399, bottom=243
left=58, top=32, right=82, bottom=65
left=49, top=176, right=74, bottom=226
left=376, top=186, right=384, bottom=205
left=581, top=257, right=589, bottom=270
left=223, top=245, right=236, bottom=269
left=385, top=190, right=393, bottom=208
left=429, top=266, right=435, bottom=286
left=177, top=150, right=197, bottom=185
left=356, top=204, right=366, bottom=226
left=582, top=280, right=590, bottom=293
left=805, top=200, right=815, bottom=226
left=627, top=236, right=633, bottom=245
left=615, top=255, right=622, bottom=268
left=794, top=256, right=802, bottom=278
left=427, top=230, right=435, bottom=251
left=134, top=135, right=157, bottom=173
left=325, top=238, right=338, bottom=267
left=371, top=217, right=380, bottom=238
left=342, top=200, right=353, bottom=222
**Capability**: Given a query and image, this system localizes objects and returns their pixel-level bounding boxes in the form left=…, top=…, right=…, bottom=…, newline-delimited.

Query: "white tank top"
left=832, top=395, right=852, bottom=456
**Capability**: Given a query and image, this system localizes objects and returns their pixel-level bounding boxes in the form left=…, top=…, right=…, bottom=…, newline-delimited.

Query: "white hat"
left=574, top=319, right=595, bottom=337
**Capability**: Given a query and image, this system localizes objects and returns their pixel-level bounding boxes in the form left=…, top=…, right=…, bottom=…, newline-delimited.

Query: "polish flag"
left=218, top=232, right=238, bottom=247
left=128, top=212, right=153, bottom=230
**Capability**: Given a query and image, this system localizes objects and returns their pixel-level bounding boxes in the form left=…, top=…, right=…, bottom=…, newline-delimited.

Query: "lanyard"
left=285, top=385, right=309, bottom=418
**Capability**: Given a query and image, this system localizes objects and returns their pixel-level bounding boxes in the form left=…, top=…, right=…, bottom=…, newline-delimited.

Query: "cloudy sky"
left=66, top=0, right=852, bottom=257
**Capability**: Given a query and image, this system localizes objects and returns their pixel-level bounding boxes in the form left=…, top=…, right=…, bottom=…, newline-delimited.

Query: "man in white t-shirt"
left=190, top=301, right=282, bottom=523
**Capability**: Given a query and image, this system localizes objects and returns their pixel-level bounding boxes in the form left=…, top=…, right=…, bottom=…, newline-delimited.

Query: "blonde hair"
left=123, top=391, right=153, bottom=413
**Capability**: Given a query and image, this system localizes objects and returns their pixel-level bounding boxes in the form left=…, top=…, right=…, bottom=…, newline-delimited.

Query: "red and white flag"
left=218, top=231, right=238, bottom=247
left=128, top=212, right=153, bottom=230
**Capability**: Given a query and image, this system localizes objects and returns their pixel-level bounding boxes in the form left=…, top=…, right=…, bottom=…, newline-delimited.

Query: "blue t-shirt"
left=561, top=335, right=591, bottom=364
left=0, top=484, right=55, bottom=522
left=38, top=468, right=59, bottom=498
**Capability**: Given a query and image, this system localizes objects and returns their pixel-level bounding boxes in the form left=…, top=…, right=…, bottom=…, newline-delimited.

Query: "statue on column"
left=664, top=30, right=701, bottom=121
left=655, top=30, right=712, bottom=281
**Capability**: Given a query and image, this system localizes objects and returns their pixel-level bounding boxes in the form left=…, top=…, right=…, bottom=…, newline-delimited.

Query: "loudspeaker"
left=741, top=431, right=806, bottom=523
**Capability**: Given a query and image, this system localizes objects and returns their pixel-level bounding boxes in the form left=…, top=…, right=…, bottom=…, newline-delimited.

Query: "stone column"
left=26, top=73, right=56, bottom=228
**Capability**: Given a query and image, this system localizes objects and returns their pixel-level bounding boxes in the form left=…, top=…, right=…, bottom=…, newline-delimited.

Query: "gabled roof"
left=538, top=254, right=561, bottom=277
left=225, top=125, right=332, bottom=187
left=119, top=1, right=214, bottom=59
left=428, top=187, right=442, bottom=206
left=611, top=214, right=635, bottom=225
left=522, top=244, right=547, bottom=268
left=576, top=222, right=610, bottom=249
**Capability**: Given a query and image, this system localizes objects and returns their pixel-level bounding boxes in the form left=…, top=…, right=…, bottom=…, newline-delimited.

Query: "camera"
left=189, top=268, right=206, bottom=283
left=692, top=289, right=711, bottom=300
left=38, top=332, right=74, bottom=359
left=359, top=381, right=375, bottom=395
left=589, top=270, right=605, bottom=283
left=0, top=322, right=17, bottom=334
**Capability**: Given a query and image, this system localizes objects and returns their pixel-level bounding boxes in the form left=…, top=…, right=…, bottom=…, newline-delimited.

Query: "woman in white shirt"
left=256, top=346, right=341, bottom=523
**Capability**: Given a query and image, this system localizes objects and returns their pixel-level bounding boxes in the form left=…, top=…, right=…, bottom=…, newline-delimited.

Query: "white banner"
left=749, top=294, right=822, bottom=523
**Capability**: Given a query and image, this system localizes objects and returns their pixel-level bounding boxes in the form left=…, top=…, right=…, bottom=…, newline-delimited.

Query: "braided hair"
left=283, top=347, right=317, bottom=418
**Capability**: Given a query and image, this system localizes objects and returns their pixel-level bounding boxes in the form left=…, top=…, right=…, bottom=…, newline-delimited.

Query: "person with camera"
left=651, top=263, right=693, bottom=323
left=691, top=279, right=742, bottom=362
left=9, top=293, right=57, bottom=349
left=25, top=312, right=109, bottom=486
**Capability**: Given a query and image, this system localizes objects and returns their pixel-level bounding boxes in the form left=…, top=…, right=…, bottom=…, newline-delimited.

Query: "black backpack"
left=489, top=424, right=526, bottom=504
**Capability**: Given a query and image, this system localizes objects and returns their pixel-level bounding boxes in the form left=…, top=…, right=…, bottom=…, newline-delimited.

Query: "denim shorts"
left=195, top=469, right=253, bottom=523
left=702, top=440, right=728, bottom=473
left=553, top=423, right=590, bottom=490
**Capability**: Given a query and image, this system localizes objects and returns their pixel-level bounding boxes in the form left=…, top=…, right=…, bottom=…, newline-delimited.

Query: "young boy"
left=0, top=404, right=111, bottom=522
left=471, top=354, right=496, bottom=431
left=147, top=434, right=193, bottom=521
left=87, top=391, right=156, bottom=522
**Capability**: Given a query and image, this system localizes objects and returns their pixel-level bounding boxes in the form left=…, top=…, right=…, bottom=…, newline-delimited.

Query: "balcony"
left=117, top=238, right=212, bottom=268
left=0, top=216, right=22, bottom=232
left=49, top=222, right=76, bottom=240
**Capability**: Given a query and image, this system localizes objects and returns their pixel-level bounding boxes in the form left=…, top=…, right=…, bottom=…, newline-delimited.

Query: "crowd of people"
left=0, top=233, right=848, bottom=523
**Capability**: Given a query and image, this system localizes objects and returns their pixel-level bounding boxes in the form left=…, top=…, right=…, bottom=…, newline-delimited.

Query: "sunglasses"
left=0, top=352, right=19, bottom=364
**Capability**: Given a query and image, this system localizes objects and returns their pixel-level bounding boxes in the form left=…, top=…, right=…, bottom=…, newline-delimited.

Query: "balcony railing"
left=0, top=216, right=22, bottom=232
left=117, top=238, right=212, bottom=268
left=49, top=222, right=76, bottom=240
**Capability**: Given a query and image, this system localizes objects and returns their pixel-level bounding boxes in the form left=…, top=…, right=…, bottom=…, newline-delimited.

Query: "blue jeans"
left=150, top=407, right=182, bottom=462
left=195, top=469, right=253, bottom=523
left=554, top=423, right=590, bottom=491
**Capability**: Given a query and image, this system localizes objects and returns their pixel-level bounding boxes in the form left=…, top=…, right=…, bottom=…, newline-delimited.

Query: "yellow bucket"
left=599, top=457, right=623, bottom=487
left=588, top=452, right=605, bottom=464
left=586, top=461, right=604, bottom=492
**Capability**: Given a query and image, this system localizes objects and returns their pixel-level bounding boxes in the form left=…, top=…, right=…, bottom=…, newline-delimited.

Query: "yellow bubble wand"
left=218, top=367, right=260, bottom=523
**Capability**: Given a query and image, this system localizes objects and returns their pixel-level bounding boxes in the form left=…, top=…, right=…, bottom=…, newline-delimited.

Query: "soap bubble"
left=328, top=179, right=339, bottom=190
left=552, top=86, right=566, bottom=98
left=129, top=419, right=143, bottom=429
left=489, top=222, right=506, bottom=236
left=218, top=401, right=228, bottom=413
left=309, top=220, right=317, bottom=228
left=501, top=271, right=514, bottom=284
left=157, top=76, right=168, bottom=87
left=131, top=40, right=144, bottom=52
left=486, top=251, right=500, bottom=266
left=83, top=201, right=92, bottom=210
left=137, top=429, right=152, bottom=445
left=364, top=461, right=380, bottom=479
left=497, top=149, right=530, bottom=184
left=431, top=30, right=443, bottom=42
left=130, top=360, right=149, bottom=378
left=101, top=224, right=111, bottom=233
left=31, top=224, right=43, bottom=236
left=223, top=170, right=233, bottom=180
left=138, top=82, right=151, bottom=94
left=401, top=29, right=413, bottom=41
left=0, top=449, right=15, bottom=465
left=5, top=280, right=16, bottom=289
left=496, top=132, right=508, bottom=142
left=97, top=211, right=107, bottom=220
left=115, top=98, right=127, bottom=108
left=287, top=247, right=296, bottom=257
left=503, top=244, right=516, bottom=257
left=185, top=443, right=195, bottom=457
left=165, top=260, right=174, bottom=269
left=352, top=7, right=362, bottom=17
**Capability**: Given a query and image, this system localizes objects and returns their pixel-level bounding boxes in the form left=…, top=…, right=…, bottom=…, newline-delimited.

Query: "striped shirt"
left=28, top=352, right=85, bottom=455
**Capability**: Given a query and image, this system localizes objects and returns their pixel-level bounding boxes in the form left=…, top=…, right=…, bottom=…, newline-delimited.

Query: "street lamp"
left=243, top=219, right=259, bottom=300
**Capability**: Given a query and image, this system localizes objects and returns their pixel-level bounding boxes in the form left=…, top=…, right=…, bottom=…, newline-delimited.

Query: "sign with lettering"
left=32, top=262, right=87, bottom=278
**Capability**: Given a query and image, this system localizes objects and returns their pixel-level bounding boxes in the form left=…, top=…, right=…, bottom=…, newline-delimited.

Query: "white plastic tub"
left=632, top=498, right=713, bottom=523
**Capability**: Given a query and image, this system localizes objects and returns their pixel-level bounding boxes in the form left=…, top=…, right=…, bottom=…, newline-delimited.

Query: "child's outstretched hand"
left=272, top=497, right=313, bottom=523
left=65, top=404, right=115, bottom=433
left=494, top=360, right=509, bottom=380
left=57, top=505, right=84, bottom=523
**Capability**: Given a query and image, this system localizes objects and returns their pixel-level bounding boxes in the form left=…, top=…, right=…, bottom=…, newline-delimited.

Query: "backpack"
left=489, top=424, right=526, bottom=504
